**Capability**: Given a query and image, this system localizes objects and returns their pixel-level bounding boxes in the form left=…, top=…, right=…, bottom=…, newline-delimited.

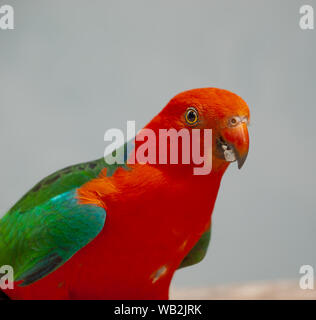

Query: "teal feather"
left=0, top=189, right=106, bottom=286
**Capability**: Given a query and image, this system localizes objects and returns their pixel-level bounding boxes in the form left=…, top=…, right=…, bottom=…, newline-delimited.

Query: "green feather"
left=8, top=146, right=127, bottom=215
left=0, top=189, right=106, bottom=285
left=178, top=226, right=211, bottom=269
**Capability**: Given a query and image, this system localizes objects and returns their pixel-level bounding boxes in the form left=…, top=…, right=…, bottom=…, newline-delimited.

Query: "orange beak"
left=221, top=122, right=249, bottom=169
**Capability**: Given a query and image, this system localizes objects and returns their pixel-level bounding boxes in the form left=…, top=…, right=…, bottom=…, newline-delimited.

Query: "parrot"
left=0, top=88, right=250, bottom=300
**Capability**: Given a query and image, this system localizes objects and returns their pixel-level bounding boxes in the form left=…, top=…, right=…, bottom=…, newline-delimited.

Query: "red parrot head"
left=146, top=88, right=250, bottom=171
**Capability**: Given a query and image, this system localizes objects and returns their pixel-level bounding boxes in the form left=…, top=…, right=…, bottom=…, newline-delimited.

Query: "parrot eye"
left=229, top=116, right=240, bottom=127
left=185, top=107, right=199, bottom=126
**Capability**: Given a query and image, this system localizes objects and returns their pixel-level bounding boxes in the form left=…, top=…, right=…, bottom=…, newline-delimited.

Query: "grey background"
left=0, top=0, right=315, bottom=287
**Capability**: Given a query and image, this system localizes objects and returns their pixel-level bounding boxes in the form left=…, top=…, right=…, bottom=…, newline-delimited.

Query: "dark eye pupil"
left=187, top=111, right=196, bottom=121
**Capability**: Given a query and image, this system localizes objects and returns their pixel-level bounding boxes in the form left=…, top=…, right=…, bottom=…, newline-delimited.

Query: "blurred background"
left=0, top=0, right=315, bottom=297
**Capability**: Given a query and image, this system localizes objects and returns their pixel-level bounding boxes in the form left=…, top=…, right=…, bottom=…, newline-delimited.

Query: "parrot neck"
left=78, top=159, right=230, bottom=211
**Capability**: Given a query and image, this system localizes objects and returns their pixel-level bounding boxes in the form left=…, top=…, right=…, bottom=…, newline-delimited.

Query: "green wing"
left=0, top=189, right=106, bottom=286
left=3, top=141, right=211, bottom=277
left=178, top=226, right=211, bottom=269
left=8, top=151, right=127, bottom=215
